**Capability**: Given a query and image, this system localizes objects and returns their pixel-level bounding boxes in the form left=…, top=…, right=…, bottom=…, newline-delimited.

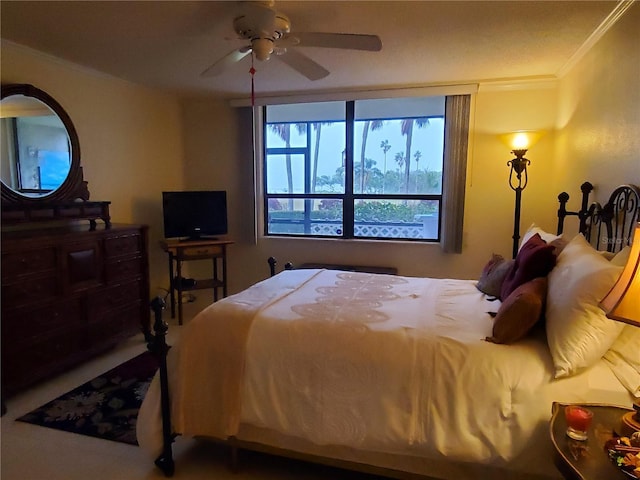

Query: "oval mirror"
left=1, top=84, right=84, bottom=204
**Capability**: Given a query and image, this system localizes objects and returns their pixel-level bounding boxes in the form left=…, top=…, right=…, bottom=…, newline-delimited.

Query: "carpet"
left=17, top=351, right=158, bottom=445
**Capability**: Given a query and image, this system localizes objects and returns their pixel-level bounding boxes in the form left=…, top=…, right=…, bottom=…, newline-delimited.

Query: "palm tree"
left=359, top=120, right=384, bottom=193
left=413, top=150, right=422, bottom=192
left=354, top=158, right=379, bottom=193
left=400, top=118, right=429, bottom=193
left=394, top=151, right=405, bottom=171
left=380, top=139, right=391, bottom=193
left=311, top=122, right=331, bottom=193
left=269, top=123, right=305, bottom=210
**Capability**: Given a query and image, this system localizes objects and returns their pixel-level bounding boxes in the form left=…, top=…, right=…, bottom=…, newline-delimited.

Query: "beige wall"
left=1, top=42, right=185, bottom=291
left=555, top=2, right=640, bottom=208
left=469, top=85, right=559, bottom=258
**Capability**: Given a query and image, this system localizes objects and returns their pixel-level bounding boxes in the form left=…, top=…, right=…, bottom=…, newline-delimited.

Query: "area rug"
left=17, top=351, right=158, bottom=445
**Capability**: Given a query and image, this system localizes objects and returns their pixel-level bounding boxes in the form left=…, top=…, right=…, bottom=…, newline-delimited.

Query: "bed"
left=137, top=182, right=640, bottom=480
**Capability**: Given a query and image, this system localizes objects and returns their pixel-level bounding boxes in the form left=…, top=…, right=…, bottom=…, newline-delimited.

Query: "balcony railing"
left=268, top=215, right=438, bottom=240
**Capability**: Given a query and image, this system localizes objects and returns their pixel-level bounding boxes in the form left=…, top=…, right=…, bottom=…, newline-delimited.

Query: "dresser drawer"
left=179, top=244, right=224, bottom=258
left=104, top=233, right=142, bottom=258
left=86, top=303, right=141, bottom=346
left=2, top=274, right=58, bottom=310
left=2, top=328, right=84, bottom=391
left=62, top=239, right=103, bottom=292
left=2, top=298, right=82, bottom=343
left=1, top=248, right=56, bottom=282
left=105, top=255, right=143, bottom=283
left=87, top=280, right=142, bottom=318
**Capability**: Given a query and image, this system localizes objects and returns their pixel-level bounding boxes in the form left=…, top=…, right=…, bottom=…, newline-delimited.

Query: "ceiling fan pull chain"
left=249, top=54, right=256, bottom=106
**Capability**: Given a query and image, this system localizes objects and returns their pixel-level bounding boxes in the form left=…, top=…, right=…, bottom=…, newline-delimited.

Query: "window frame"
left=262, top=100, right=446, bottom=242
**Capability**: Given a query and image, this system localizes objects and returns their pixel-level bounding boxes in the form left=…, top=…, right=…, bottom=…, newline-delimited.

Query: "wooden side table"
left=550, top=402, right=633, bottom=480
left=160, top=238, right=233, bottom=325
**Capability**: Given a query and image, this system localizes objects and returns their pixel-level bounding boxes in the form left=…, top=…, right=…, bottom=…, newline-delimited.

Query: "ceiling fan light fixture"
left=252, top=37, right=274, bottom=61
left=203, top=1, right=382, bottom=81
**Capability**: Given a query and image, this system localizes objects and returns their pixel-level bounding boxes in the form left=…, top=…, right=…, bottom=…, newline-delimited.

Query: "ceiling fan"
left=201, top=1, right=382, bottom=81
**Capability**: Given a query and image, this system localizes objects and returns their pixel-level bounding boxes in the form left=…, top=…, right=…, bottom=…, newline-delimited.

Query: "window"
left=262, top=95, right=469, bottom=245
left=1, top=116, right=71, bottom=196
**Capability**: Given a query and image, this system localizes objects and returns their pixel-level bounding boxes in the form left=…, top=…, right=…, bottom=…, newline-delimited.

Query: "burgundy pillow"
left=500, top=233, right=556, bottom=300
left=486, top=277, right=548, bottom=344
left=476, top=254, right=514, bottom=298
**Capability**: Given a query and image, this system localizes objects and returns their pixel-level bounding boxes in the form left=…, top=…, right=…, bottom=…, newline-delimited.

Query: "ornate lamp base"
left=621, top=402, right=640, bottom=437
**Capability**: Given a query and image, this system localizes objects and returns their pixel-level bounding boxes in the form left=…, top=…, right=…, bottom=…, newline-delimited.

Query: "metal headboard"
left=557, top=181, right=640, bottom=253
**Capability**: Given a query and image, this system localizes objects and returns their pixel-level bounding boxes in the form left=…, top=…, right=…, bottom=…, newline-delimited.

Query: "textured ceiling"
left=0, top=1, right=622, bottom=100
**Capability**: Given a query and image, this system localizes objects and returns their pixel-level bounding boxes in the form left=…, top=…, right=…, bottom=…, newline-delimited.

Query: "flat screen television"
left=162, top=190, right=228, bottom=240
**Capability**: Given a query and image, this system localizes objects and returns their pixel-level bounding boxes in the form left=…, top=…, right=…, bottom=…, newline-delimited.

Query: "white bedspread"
left=241, top=269, right=545, bottom=462
left=137, top=269, right=630, bottom=471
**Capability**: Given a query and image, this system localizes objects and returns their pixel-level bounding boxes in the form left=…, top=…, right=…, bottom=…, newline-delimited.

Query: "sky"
left=266, top=118, right=445, bottom=193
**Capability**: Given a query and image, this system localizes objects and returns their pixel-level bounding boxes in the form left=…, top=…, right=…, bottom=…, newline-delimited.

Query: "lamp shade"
left=499, top=131, right=543, bottom=151
left=600, top=222, right=640, bottom=327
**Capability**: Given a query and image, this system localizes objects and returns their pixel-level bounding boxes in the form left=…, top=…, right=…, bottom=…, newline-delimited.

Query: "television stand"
left=160, top=238, right=233, bottom=325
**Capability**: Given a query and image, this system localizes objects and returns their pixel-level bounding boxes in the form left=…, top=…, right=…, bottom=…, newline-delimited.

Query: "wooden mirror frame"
left=1, top=84, right=110, bottom=227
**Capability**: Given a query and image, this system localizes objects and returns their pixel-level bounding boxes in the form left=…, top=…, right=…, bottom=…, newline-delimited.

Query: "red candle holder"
left=565, top=405, right=593, bottom=441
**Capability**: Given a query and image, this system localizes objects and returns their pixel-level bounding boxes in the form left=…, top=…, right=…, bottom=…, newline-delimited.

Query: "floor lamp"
left=500, top=131, right=542, bottom=259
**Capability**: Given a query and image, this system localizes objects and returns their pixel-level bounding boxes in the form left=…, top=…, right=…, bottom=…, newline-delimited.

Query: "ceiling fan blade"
left=286, top=32, right=382, bottom=51
left=201, top=47, right=251, bottom=77
left=277, top=49, right=329, bottom=81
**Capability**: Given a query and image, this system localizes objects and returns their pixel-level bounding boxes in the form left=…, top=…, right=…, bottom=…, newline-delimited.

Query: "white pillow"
left=610, top=245, right=631, bottom=267
left=604, top=325, right=640, bottom=397
left=598, top=246, right=630, bottom=264
left=519, top=223, right=562, bottom=251
left=546, top=234, right=624, bottom=378
left=598, top=250, right=616, bottom=261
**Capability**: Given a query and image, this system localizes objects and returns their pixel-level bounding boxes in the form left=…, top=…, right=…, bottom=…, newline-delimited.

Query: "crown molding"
left=557, top=0, right=635, bottom=78
left=1, top=40, right=134, bottom=86
left=478, top=77, right=558, bottom=93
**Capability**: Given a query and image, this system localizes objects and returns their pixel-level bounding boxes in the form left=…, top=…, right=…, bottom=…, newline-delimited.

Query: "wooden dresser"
left=1, top=223, right=150, bottom=397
